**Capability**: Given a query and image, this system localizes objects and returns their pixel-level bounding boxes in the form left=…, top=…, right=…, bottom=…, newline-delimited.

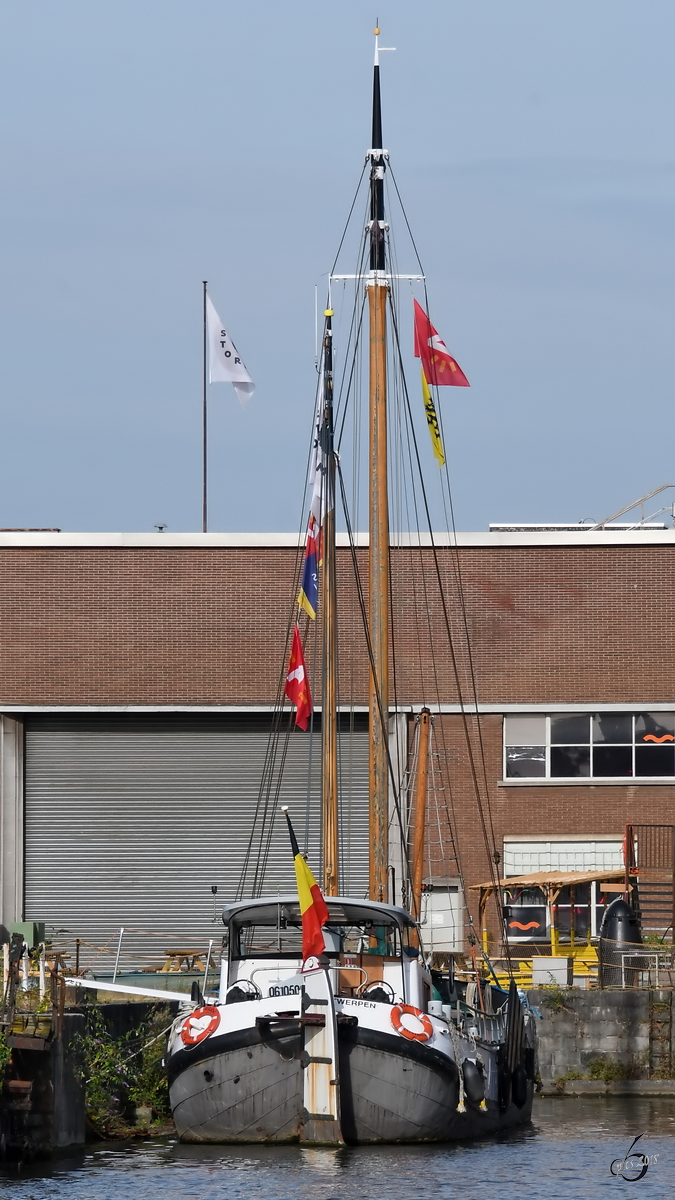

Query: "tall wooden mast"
left=321, top=309, right=339, bottom=896
left=411, top=710, right=432, bottom=921
left=368, top=31, right=390, bottom=903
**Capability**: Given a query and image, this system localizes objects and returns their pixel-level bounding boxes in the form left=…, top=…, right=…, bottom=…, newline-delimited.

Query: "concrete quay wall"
left=528, top=988, right=675, bottom=1093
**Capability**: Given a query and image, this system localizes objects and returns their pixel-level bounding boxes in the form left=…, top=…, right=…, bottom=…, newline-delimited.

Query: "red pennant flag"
left=285, top=624, right=313, bottom=731
left=413, top=299, right=470, bottom=387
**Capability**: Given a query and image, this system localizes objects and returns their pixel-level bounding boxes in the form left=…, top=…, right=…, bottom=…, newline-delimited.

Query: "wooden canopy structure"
left=470, top=869, right=627, bottom=949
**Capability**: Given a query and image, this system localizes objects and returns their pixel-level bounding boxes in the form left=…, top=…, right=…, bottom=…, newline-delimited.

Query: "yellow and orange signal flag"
left=282, top=807, right=329, bottom=960
left=421, top=370, right=445, bottom=467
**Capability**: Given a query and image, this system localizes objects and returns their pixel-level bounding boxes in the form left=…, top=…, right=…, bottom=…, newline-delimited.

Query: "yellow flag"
left=421, top=369, right=445, bottom=466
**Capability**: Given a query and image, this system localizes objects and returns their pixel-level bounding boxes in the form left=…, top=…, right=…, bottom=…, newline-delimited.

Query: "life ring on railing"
left=180, top=1004, right=221, bottom=1047
left=390, top=1004, right=433, bottom=1042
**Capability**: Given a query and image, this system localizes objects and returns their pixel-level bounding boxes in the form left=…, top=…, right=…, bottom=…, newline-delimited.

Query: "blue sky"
left=1, top=1, right=674, bottom=532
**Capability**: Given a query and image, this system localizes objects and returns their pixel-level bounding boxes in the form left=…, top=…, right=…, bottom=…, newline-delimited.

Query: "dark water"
left=1, top=1099, right=674, bottom=1200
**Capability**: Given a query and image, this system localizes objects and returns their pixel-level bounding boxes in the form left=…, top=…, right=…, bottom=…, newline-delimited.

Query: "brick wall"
left=1, top=540, right=674, bottom=908
left=1, top=543, right=674, bottom=705
left=428, top=714, right=675, bottom=938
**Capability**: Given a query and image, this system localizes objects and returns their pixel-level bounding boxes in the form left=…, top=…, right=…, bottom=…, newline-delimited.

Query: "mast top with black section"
left=368, top=25, right=390, bottom=902
left=369, top=27, right=386, bottom=272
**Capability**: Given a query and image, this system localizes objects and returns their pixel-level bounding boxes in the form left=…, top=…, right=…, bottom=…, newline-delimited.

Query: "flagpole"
left=321, top=307, right=338, bottom=896
left=202, top=280, right=208, bottom=534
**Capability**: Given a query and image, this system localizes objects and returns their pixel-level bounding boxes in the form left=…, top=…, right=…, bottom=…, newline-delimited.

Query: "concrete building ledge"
left=1, top=529, right=675, bottom=548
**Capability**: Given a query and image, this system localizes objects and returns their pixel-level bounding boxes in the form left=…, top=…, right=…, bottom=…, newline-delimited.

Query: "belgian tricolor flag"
left=282, top=807, right=329, bottom=960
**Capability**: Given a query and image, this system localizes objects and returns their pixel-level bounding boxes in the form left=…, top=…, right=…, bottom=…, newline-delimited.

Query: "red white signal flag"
left=285, top=624, right=313, bottom=731
left=413, top=299, right=470, bottom=388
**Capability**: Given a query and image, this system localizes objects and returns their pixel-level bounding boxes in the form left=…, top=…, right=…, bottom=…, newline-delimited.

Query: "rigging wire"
left=325, top=159, right=501, bottom=943
left=333, top=184, right=371, bottom=437
left=385, top=178, right=475, bottom=918
left=241, top=163, right=371, bottom=901
left=235, top=351, right=325, bottom=900
left=242, top=145, right=510, bottom=975
left=385, top=277, right=469, bottom=925
left=384, top=218, right=408, bottom=891
left=393, top=312, right=468, bottom=909
left=386, top=290, right=511, bottom=970
left=335, top=457, right=412, bottom=895
left=334, top=248, right=369, bottom=446
left=386, top=158, right=509, bottom=957
left=330, top=162, right=369, bottom=278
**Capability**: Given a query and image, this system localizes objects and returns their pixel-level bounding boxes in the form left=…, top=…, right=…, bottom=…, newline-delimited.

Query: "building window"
left=504, top=713, right=675, bottom=780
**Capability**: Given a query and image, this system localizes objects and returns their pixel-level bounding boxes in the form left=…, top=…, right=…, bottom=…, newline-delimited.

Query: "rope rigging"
left=237, top=151, right=512, bottom=978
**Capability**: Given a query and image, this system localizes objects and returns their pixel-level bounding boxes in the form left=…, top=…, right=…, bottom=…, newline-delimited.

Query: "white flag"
left=206, top=294, right=254, bottom=407
left=308, top=378, right=327, bottom=524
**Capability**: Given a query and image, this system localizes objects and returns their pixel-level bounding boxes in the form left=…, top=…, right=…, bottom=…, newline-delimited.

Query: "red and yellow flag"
left=283, top=808, right=329, bottom=960
left=284, top=623, right=312, bottom=730
left=413, top=298, right=470, bottom=387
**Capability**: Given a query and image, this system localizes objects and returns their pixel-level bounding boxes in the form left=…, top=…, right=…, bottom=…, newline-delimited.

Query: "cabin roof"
left=221, top=894, right=416, bottom=927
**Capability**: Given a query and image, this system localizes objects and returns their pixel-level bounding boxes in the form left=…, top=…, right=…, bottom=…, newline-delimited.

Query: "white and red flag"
left=285, top=624, right=313, bottom=731
left=413, top=299, right=470, bottom=388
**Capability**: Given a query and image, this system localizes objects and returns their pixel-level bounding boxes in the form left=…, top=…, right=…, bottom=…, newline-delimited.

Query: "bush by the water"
left=75, top=1003, right=173, bottom=1137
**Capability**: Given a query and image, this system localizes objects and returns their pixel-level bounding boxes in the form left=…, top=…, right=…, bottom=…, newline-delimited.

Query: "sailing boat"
left=164, top=30, right=536, bottom=1145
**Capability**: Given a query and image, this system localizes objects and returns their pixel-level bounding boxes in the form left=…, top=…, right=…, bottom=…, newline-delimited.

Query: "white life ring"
left=390, top=1003, right=433, bottom=1042
left=180, top=1004, right=221, bottom=1047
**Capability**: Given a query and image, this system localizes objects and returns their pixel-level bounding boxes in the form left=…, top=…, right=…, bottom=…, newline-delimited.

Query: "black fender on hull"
left=462, top=1058, right=485, bottom=1105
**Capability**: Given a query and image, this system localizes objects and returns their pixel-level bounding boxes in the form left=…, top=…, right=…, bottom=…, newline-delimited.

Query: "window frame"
left=503, top=712, right=675, bottom=782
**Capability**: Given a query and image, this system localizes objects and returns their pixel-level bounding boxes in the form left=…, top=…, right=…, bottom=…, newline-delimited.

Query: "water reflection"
left=0, top=1099, right=673, bottom=1199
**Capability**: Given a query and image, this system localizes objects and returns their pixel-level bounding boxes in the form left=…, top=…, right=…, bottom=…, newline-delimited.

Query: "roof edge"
left=1, top=530, right=675, bottom=549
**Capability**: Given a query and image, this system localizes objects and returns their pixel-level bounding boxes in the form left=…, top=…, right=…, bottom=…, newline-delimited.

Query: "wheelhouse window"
left=504, top=713, right=675, bottom=780
left=230, top=900, right=408, bottom=960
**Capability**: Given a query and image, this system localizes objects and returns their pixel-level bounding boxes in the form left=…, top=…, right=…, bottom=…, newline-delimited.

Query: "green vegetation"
left=542, top=984, right=574, bottom=1014
left=586, top=1057, right=628, bottom=1082
left=0, top=1028, right=11, bottom=1078
left=75, top=1004, right=173, bottom=1137
left=554, top=1069, right=584, bottom=1090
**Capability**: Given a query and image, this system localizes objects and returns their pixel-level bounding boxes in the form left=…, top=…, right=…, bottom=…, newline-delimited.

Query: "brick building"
left=0, top=527, right=673, bottom=956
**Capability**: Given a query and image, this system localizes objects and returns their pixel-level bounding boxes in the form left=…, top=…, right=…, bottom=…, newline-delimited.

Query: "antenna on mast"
left=373, top=20, right=396, bottom=69
left=371, top=23, right=395, bottom=151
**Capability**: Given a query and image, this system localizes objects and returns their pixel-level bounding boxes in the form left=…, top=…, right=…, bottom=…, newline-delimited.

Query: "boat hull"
left=169, top=1018, right=533, bottom=1144
left=170, top=1022, right=304, bottom=1143
left=337, top=1022, right=532, bottom=1142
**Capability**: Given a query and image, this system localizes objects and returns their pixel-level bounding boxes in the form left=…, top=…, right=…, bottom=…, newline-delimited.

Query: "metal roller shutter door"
left=24, top=713, right=369, bottom=971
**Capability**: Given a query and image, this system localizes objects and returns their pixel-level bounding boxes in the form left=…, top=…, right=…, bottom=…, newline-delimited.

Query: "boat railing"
left=247, top=963, right=303, bottom=989
left=461, top=1009, right=507, bottom=1043
left=331, top=965, right=369, bottom=993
